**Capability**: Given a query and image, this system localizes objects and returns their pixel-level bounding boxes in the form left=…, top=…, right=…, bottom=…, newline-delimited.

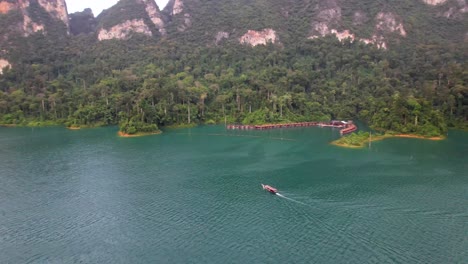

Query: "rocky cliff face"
left=437, top=0, right=468, bottom=18
left=0, top=0, right=69, bottom=36
left=309, top=0, right=341, bottom=38
left=37, top=0, right=68, bottom=28
left=68, top=0, right=466, bottom=47
left=0, top=0, right=43, bottom=36
left=164, top=0, right=191, bottom=32
left=19, top=0, right=45, bottom=36
left=375, top=12, right=406, bottom=36
left=0, top=1, right=16, bottom=14
left=307, top=0, right=408, bottom=49
left=172, top=0, right=183, bottom=15
left=96, top=0, right=165, bottom=40
left=141, top=0, right=165, bottom=35
left=418, top=0, right=467, bottom=19
left=423, top=0, right=448, bottom=5
left=240, top=29, right=278, bottom=46
left=98, top=19, right=152, bottom=40
left=215, top=31, right=229, bottom=45
left=2, top=0, right=466, bottom=49
left=0, top=58, right=10, bottom=74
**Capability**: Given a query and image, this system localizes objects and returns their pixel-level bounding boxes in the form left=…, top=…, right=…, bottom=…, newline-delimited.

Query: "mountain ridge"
left=0, top=0, right=466, bottom=50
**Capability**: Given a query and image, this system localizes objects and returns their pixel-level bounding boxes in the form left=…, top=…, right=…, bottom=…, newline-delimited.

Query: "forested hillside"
left=0, top=0, right=466, bottom=136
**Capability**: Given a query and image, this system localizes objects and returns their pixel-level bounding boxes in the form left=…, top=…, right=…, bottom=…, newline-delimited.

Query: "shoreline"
left=393, top=134, right=444, bottom=141
left=330, top=141, right=364, bottom=148
left=67, top=126, right=81, bottom=130
left=331, top=133, right=445, bottom=149
left=1, top=123, right=61, bottom=127
left=164, top=123, right=198, bottom=129
left=118, top=131, right=161, bottom=137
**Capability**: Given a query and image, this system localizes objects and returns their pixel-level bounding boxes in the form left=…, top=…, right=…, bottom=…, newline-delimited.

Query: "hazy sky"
left=66, top=0, right=170, bottom=15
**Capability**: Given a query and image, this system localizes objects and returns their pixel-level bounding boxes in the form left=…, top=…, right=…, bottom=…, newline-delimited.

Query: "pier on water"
left=226, top=121, right=357, bottom=135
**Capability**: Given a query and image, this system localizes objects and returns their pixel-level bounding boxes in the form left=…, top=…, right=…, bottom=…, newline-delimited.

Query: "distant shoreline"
left=331, top=133, right=445, bottom=149
left=392, top=134, right=444, bottom=140
left=118, top=131, right=161, bottom=137
left=0, top=124, right=450, bottom=144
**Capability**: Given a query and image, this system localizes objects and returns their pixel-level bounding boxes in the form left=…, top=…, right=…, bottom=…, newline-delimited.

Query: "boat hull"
left=261, top=184, right=278, bottom=194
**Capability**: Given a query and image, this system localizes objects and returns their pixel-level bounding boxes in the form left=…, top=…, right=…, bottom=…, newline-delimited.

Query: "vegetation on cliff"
left=69, top=8, right=97, bottom=35
left=97, top=0, right=162, bottom=36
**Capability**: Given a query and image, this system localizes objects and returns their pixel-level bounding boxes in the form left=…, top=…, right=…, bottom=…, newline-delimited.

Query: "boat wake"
left=276, top=193, right=307, bottom=206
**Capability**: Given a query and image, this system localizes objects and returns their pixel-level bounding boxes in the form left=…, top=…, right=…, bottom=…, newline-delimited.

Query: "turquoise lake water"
left=0, top=126, right=467, bottom=263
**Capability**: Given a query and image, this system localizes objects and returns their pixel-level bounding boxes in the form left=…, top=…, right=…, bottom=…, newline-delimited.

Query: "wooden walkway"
left=226, top=121, right=357, bottom=135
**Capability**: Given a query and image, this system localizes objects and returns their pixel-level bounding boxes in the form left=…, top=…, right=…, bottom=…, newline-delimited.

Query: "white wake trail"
left=276, top=193, right=307, bottom=205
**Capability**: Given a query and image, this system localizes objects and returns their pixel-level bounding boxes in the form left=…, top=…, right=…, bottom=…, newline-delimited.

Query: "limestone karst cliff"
left=0, top=0, right=68, bottom=36
left=0, top=58, right=10, bottom=74
left=0, top=0, right=466, bottom=54
left=0, top=0, right=70, bottom=73
left=69, top=8, right=96, bottom=35
left=159, top=0, right=465, bottom=48
left=98, top=19, right=152, bottom=40
left=37, top=0, right=68, bottom=28
left=239, top=29, right=278, bottom=46
left=141, top=0, right=166, bottom=35
left=423, top=0, right=448, bottom=5
left=96, top=0, right=165, bottom=40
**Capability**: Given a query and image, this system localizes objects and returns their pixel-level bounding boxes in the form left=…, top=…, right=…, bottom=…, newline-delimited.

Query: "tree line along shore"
left=0, top=37, right=466, bottom=137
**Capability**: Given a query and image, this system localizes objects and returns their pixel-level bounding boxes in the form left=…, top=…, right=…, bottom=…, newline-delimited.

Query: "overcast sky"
left=66, top=0, right=170, bottom=15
